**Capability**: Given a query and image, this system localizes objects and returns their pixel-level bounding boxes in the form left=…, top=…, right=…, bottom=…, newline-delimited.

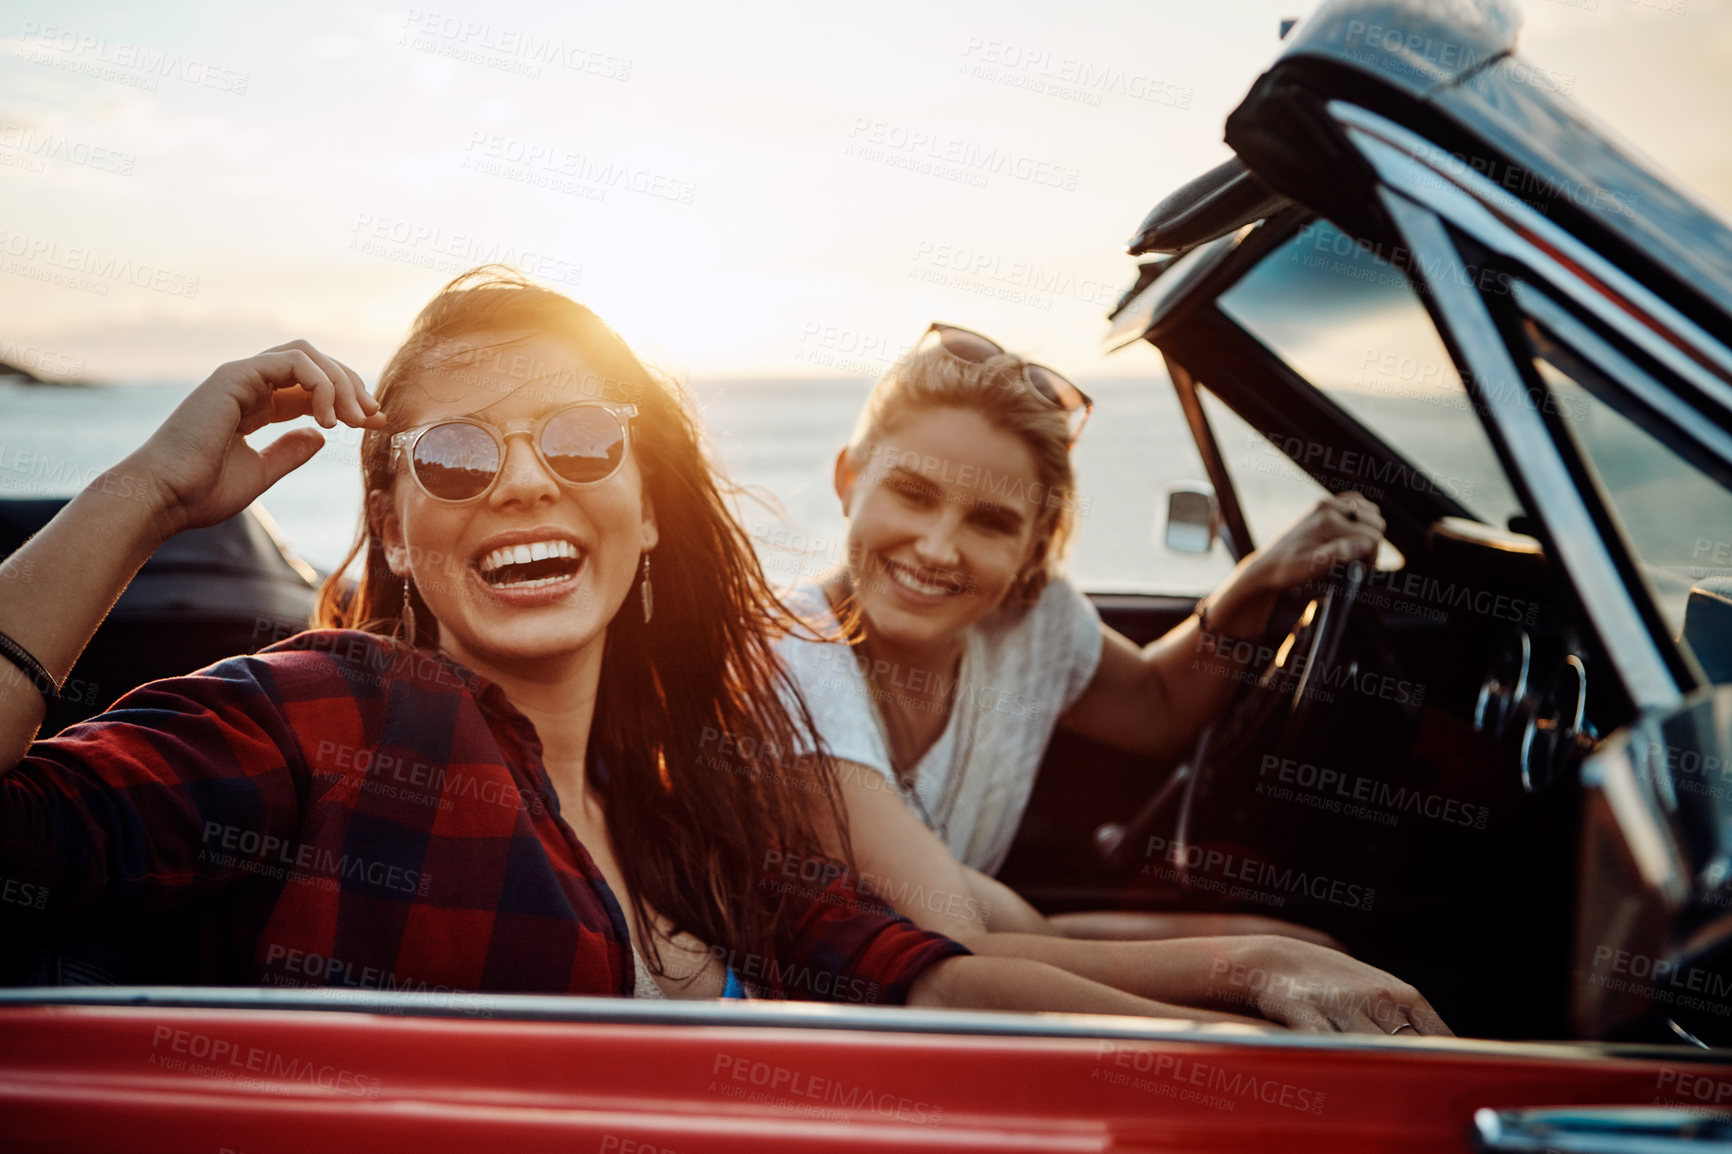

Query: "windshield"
left=1217, top=219, right=1526, bottom=531
left=1520, top=308, right=1732, bottom=634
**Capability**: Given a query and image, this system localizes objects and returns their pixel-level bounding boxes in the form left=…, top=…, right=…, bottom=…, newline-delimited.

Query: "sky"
left=2, top=0, right=1730, bottom=386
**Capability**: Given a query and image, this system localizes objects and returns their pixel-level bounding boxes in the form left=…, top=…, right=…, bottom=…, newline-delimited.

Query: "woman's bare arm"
left=0, top=343, right=380, bottom=770
left=906, top=954, right=1265, bottom=1025
left=960, top=865, right=1055, bottom=935
left=0, top=476, right=174, bottom=765
left=1058, top=493, right=1387, bottom=761
left=828, top=758, right=1449, bottom=1034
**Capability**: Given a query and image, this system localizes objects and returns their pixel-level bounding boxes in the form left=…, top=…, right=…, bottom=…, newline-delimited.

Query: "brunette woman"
left=0, top=270, right=1264, bottom=1019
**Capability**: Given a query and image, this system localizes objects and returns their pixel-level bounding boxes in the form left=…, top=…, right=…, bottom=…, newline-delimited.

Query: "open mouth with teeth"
left=477, top=540, right=586, bottom=589
left=884, top=558, right=961, bottom=597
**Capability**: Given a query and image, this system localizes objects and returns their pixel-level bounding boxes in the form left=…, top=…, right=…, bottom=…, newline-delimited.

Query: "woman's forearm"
left=0, top=343, right=381, bottom=772
left=0, top=467, right=172, bottom=767
left=960, top=932, right=1453, bottom=1035
left=907, top=954, right=1263, bottom=1025
left=1048, top=909, right=1344, bottom=950
left=1061, top=495, right=1387, bottom=761
left=1059, top=562, right=1281, bottom=763
left=962, top=866, right=1061, bottom=935
left=1134, top=557, right=1281, bottom=753
left=962, top=932, right=1235, bottom=1008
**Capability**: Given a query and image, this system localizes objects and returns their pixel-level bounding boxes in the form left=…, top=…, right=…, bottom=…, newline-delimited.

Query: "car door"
left=2, top=984, right=1723, bottom=1153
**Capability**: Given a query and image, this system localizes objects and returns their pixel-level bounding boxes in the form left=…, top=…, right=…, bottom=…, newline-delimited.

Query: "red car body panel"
left=0, top=1004, right=1708, bottom=1153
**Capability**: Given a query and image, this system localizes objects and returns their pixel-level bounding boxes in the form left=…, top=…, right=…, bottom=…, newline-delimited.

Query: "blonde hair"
left=844, top=340, right=1079, bottom=604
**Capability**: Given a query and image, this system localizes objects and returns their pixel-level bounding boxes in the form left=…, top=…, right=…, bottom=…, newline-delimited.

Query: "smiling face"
left=837, top=405, right=1044, bottom=652
left=373, top=332, right=657, bottom=677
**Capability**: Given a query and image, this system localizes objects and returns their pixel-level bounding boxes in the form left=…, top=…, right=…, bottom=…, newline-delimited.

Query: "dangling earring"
left=401, top=575, right=418, bottom=647
left=640, top=553, right=654, bottom=624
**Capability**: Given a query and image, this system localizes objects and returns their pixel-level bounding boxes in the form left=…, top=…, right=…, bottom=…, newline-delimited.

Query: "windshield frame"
left=1335, top=102, right=1714, bottom=708
left=1213, top=214, right=1529, bottom=532
left=1515, top=284, right=1732, bottom=642
left=1136, top=211, right=1478, bottom=567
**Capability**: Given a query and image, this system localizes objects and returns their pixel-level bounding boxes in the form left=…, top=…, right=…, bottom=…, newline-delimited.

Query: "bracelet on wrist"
left=0, top=628, right=60, bottom=712
left=1194, top=596, right=1260, bottom=659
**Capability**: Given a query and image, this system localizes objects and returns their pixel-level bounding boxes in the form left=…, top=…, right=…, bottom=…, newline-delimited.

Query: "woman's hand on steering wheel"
left=1245, top=492, right=1386, bottom=594
left=1205, top=934, right=1453, bottom=1035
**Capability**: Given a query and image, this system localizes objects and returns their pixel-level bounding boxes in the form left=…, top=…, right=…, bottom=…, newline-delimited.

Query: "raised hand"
left=123, top=339, right=384, bottom=539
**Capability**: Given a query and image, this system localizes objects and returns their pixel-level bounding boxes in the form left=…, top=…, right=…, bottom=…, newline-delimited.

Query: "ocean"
left=5, top=375, right=1714, bottom=630
left=1, top=377, right=1243, bottom=596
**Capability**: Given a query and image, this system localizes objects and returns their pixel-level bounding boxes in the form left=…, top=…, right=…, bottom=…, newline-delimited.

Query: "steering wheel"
left=1169, top=558, right=1368, bottom=878
left=1091, top=559, right=1370, bottom=870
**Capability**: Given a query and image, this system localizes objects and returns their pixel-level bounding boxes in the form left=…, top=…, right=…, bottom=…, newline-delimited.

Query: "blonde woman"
left=775, top=324, right=1449, bottom=1034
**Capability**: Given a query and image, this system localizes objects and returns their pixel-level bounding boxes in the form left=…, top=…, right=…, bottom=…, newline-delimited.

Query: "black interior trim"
left=1167, top=358, right=1254, bottom=559
left=1127, top=157, right=1292, bottom=257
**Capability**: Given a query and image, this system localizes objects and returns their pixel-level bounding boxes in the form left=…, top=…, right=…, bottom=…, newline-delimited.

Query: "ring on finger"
left=1389, top=1022, right=1416, bottom=1035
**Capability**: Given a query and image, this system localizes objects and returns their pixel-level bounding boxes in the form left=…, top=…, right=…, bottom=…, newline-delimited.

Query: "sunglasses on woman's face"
left=391, top=402, right=639, bottom=503
left=921, top=323, right=1094, bottom=444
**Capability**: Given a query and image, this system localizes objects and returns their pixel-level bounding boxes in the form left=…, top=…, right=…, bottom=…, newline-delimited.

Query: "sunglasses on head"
left=920, top=322, right=1094, bottom=444
left=391, top=401, right=639, bottom=503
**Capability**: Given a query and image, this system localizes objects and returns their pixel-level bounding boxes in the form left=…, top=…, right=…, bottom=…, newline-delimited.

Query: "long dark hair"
left=315, top=266, right=848, bottom=982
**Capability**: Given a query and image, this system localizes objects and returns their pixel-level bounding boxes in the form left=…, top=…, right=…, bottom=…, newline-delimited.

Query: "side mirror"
left=1163, top=482, right=1221, bottom=554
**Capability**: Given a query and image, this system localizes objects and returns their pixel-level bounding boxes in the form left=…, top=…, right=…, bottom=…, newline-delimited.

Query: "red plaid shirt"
left=1, top=630, right=967, bottom=1002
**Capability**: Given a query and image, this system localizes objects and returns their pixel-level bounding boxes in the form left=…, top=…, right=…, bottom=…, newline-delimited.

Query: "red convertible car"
left=3, top=0, right=1731, bottom=1149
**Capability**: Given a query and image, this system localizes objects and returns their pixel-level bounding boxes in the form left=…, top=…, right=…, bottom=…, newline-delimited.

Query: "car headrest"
left=1681, top=576, right=1732, bottom=684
